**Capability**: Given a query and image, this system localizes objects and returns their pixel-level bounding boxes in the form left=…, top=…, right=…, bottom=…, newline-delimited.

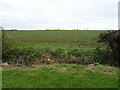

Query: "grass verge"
left=2, top=64, right=118, bottom=88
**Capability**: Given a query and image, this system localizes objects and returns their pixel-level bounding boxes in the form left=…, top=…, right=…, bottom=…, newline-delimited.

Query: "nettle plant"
left=98, top=30, right=120, bottom=66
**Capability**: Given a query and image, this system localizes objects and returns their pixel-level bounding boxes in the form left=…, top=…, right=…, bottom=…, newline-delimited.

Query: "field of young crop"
left=9, top=30, right=105, bottom=50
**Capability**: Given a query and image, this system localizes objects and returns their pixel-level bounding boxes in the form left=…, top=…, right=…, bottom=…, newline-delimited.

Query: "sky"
left=0, top=0, right=119, bottom=30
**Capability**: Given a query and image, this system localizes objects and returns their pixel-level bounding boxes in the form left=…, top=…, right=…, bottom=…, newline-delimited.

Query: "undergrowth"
left=2, top=47, right=116, bottom=67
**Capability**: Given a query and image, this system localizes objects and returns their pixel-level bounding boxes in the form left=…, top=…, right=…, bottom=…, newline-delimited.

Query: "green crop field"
left=9, top=30, right=105, bottom=50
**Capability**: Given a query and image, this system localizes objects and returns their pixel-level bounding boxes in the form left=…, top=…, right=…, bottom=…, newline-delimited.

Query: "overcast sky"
left=0, top=0, right=119, bottom=30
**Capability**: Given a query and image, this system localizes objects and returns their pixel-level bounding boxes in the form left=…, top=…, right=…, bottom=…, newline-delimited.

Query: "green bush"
left=67, top=49, right=83, bottom=57
left=98, top=30, right=120, bottom=52
left=2, top=31, right=12, bottom=51
left=93, top=47, right=116, bottom=66
left=2, top=31, right=13, bottom=62
left=98, top=30, right=120, bottom=66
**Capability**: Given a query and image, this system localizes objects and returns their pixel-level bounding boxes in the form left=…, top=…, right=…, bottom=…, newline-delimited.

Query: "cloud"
left=0, top=0, right=119, bottom=30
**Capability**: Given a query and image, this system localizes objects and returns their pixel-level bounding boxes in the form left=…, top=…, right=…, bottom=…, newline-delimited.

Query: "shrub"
left=2, top=31, right=13, bottom=62
left=93, top=47, right=116, bottom=66
left=2, top=31, right=12, bottom=51
left=67, top=49, right=83, bottom=57
left=98, top=30, right=120, bottom=66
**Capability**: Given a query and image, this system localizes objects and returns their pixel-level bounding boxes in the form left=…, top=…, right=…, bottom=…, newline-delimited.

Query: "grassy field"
left=9, top=30, right=105, bottom=50
left=2, top=30, right=118, bottom=88
left=2, top=64, right=118, bottom=88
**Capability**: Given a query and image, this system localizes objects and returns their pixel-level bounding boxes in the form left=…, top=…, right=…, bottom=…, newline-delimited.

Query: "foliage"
left=2, top=48, right=109, bottom=66
left=98, top=30, right=120, bottom=66
left=2, top=31, right=12, bottom=51
left=2, top=31, right=13, bottom=63
left=98, top=30, right=120, bottom=51
left=93, top=47, right=117, bottom=66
